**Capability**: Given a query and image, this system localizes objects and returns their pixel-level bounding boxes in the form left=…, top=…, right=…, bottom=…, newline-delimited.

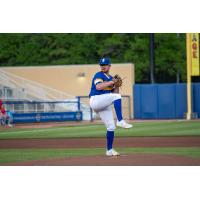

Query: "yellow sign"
left=190, top=33, right=199, bottom=76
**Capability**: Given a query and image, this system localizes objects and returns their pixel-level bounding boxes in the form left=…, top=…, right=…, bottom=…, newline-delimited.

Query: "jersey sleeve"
left=93, top=73, right=104, bottom=85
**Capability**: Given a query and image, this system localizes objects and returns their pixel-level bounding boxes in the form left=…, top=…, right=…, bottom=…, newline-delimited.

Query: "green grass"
left=119, top=147, right=200, bottom=158
left=0, top=121, right=200, bottom=139
left=0, top=147, right=200, bottom=164
left=1, top=121, right=199, bottom=165
left=0, top=148, right=104, bottom=164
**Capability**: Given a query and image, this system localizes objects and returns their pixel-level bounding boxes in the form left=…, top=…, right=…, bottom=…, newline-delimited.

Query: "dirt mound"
left=6, top=153, right=200, bottom=166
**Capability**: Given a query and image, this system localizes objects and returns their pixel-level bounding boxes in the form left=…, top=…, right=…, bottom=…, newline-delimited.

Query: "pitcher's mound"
left=7, top=153, right=200, bottom=166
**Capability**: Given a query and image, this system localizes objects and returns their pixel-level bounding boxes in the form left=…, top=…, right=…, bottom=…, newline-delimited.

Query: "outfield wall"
left=134, top=83, right=200, bottom=119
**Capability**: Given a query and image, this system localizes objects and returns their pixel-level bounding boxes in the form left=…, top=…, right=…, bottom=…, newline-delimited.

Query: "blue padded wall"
left=134, top=83, right=199, bottom=119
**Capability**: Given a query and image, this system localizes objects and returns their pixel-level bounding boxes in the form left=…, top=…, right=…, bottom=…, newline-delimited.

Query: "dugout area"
left=0, top=120, right=200, bottom=166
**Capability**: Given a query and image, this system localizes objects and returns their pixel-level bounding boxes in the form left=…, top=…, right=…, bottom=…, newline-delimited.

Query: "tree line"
left=0, top=33, right=188, bottom=83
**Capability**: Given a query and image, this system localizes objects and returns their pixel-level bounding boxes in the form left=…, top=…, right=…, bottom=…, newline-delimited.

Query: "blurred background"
left=0, top=33, right=190, bottom=83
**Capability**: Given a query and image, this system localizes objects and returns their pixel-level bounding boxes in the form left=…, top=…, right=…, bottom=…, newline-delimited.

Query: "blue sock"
left=114, top=99, right=123, bottom=121
left=106, top=131, right=114, bottom=150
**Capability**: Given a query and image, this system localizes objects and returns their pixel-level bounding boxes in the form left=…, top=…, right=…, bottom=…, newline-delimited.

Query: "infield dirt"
left=5, top=153, right=200, bottom=166
left=1, top=136, right=200, bottom=166
left=0, top=136, right=200, bottom=149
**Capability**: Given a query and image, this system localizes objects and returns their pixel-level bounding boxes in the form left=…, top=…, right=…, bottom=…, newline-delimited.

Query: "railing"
left=3, top=100, right=80, bottom=113
left=2, top=98, right=96, bottom=120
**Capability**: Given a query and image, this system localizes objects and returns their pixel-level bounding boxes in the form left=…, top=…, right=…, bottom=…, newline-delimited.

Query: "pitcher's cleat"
left=117, top=120, right=133, bottom=129
left=106, top=149, right=120, bottom=156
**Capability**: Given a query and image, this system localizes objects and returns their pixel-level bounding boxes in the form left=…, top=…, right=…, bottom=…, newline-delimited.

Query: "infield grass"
left=0, top=121, right=200, bottom=139
left=0, top=147, right=200, bottom=164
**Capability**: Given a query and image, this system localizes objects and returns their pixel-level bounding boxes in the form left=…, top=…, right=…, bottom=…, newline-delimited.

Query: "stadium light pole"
left=150, top=33, right=155, bottom=83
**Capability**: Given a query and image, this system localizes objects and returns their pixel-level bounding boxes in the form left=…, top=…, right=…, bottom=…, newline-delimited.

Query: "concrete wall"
left=1, top=63, right=135, bottom=118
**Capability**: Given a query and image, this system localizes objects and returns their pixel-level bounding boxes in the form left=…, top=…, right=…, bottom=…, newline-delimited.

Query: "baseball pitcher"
left=89, top=58, right=132, bottom=156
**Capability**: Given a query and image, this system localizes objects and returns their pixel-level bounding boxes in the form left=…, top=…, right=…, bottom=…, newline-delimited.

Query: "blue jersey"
left=89, top=71, right=113, bottom=97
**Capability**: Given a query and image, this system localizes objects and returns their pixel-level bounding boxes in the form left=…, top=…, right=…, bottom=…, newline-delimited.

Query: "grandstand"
left=0, top=69, right=93, bottom=120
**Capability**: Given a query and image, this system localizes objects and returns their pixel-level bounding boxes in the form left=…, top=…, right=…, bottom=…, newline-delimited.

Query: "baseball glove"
left=112, top=74, right=123, bottom=87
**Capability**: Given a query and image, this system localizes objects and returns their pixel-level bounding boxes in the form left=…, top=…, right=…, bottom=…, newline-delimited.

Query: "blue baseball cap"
left=99, top=58, right=111, bottom=66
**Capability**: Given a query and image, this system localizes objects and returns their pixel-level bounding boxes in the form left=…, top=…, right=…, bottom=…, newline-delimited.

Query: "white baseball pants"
left=89, top=93, right=121, bottom=131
